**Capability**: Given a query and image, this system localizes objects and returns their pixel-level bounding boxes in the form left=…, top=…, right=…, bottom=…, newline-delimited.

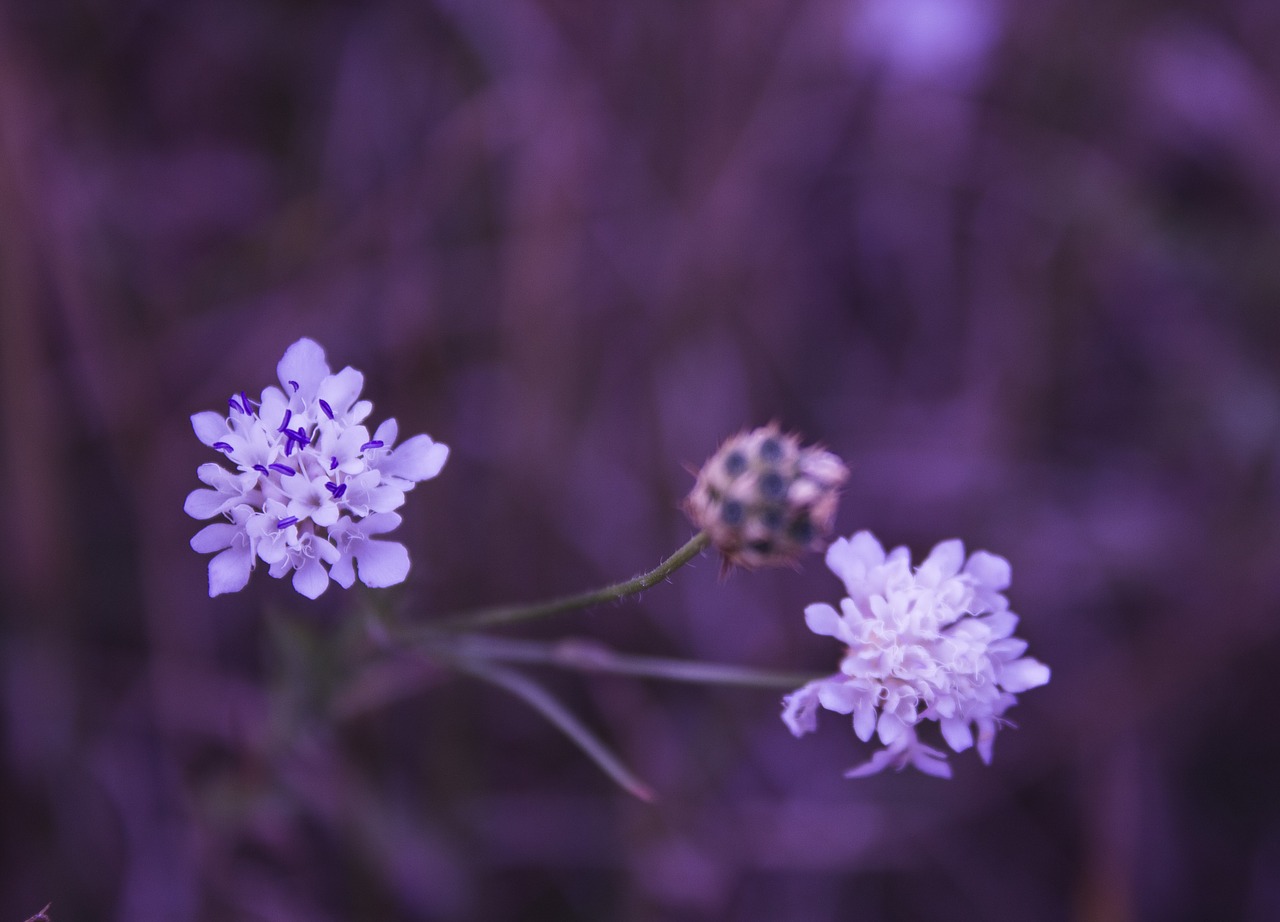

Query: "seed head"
left=684, top=425, right=849, bottom=569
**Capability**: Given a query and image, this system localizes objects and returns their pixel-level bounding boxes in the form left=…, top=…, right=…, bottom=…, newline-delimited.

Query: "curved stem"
left=451, top=656, right=656, bottom=802
left=430, top=531, right=711, bottom=632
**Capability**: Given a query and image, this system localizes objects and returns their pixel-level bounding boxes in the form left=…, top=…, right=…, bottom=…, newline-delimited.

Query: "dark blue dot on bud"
left=723, top=450, right=748, bottom=476
left=760, top=505, right=784, bottom=529
left=759, top=437, right=784, bottom=462
left=760, top=471, right=786, bottom=500
left=788, top=516, right=814, bottom=543
left=721, top=500, right=744, bottom=526
left=749, top=539, right=774, bottom=556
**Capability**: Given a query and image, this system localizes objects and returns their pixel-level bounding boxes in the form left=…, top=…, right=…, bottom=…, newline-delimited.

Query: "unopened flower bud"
left=684, top=425, right=849, bottom=569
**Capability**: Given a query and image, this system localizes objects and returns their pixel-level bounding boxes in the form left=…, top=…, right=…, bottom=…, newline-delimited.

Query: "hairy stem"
left=430, top=530, right=711, bottom=632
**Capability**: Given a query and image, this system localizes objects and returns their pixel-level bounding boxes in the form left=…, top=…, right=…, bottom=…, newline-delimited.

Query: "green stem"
left=430, top=531, right=711, bottom=632
left=438, top=635, right=820, bottom=689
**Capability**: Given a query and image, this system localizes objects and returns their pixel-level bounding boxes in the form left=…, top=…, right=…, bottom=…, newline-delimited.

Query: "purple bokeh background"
left=4, top=0, right=1280, bottom=918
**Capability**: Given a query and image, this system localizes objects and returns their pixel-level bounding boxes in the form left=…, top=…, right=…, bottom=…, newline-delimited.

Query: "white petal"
left=1000, top=658, right=1050, bottom=692
left=843, top=748, right=896, bottom=778
left=964, top=550, right=1011, bottom=590
left=184, top=489, right=226, bottom=519
left=277, top=338, right=329, bottom=398
left=355, top=540, right=410, bottom=588
left=853, top=700, right=877, bottom=741
left=317, top=366, right=365, bottom=416
left=781, top=684, right=821, bottom=737
left=192, top=411, right=229, bottom=446
left=911, top=747, right=953, bottom=779
left=877, top=711, right=906, bottom=745
left=940, top=717, right=974, bottom=753
left=373, top=417, right=399, bottom=446
left=329, top=552, right=356, bottom=588
left=923, top=539, right=965, bottom=579
left=817, top=681, right=860, bottom=714
left=804, top=603, right=842, bottom=637
left=292, top=557, right=330, bottom=598
left=361, top=512, right=403, bottom=536
left=208, top=545, right=252, bottom=596
left=380, top=435, right=449, bottom=483
left=191, top=522, right=236, bottom=553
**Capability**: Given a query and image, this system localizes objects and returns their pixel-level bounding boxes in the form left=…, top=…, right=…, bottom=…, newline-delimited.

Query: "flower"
left=782, top=531, right=1050, bottom=778
left=185, top=338, right=448, bottom=598
left=684, top=424, right=849, bottom=569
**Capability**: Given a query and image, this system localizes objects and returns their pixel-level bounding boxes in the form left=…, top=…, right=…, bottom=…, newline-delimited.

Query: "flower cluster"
left=684, top=424, right=849, bottom=569
left=783, top=531, right=1049, bottom=778
left=185, top=338, right=448, bottom=598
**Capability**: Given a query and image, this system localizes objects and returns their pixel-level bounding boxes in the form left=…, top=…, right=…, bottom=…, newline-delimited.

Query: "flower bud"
left=684, top=425, right=849, bottom=569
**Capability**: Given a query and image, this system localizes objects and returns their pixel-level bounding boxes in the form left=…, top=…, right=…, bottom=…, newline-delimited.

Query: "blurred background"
left=3, top=0, right=1280, bottom=918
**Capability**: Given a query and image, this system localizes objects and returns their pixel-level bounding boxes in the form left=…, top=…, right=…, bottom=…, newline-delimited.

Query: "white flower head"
left=783, top=531, right=1049, bottom=778
left=186, top=338, right=449, bottom=598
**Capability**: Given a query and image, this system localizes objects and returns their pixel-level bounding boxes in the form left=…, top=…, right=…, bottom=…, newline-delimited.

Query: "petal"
left=292, top=557, right=330, bottom=599
left=804, top=603, right=843, bottom=637
left=781, top=683, right=821, bottom=737
left=923, top=539, right=965, bottom=579
left=192, top=411, right=229, bottom=447
left=373, top=417, right=399, bottom=447
left=191, top=522, right=236, bottom=553
left=817, top=681, right=861, bottom=714
left=360, top=512, right=403, bottom=536
left=184, top=488, right=227, bottom=519
left=964, top=550, right=1011, bottom=591
left=976, top=718, right=997, bottom=764
left=940, top=717, right=974, bottom=753
left=208, top=545, right=253, bottom=596
left=911, top=747, right=954, bottom=779
left=1000, top=658, right=1050, bottom=692
left=329, top=552, right=356, bottom=588
left=843, top=748, right=896, bottom=778
left=853, top=699, right=877, bottom=741
left=317, top=366, right=365, bottom=416
left=380, top=435, right=449, bottom=484
left=877, top=711, right=906, bottom=745
left=277, top=338, right=329, bottom=398
left=354, top=539, right=410, bottom=588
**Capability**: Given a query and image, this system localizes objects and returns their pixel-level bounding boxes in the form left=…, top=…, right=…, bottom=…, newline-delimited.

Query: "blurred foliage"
left=4, top=0, right=1280, bottom=919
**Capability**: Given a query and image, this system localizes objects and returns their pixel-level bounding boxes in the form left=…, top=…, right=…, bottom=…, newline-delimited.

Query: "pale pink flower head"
left=783, top=531, right=1049, bottom=778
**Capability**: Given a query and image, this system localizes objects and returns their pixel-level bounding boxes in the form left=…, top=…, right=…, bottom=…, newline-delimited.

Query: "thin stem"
left=439, top=635, right=820, bottom=689
left=431, top=531, right=711, bottom=632
left=451, top=656, right=656, bottom=802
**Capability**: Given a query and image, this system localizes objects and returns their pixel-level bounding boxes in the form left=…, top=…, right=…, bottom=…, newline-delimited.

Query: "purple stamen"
left=324, top=482, right=347, bottom=499
left=253, top=464, right=269, bottom=475
left=277, top=516, right=299, bottom=529
left=277, top=408, right=292, bottom=432
left=269, top=463, right=297, bottom=477
left=289, top=380, right=300, bottom=392
left=228, top=396, right=243, bottom=414
left=212, top=441, right=234, bottom=453
left=361, top=440, right=384, bottom=451
left=296, top=426, right=311, bottom=446
left=329, top=456, right=339, bottom=471
left=284, top=438, right=295, bottom=457
left=318, top=399, right=334, bottom=419
left=241, top=391, right=253, bottom=413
